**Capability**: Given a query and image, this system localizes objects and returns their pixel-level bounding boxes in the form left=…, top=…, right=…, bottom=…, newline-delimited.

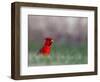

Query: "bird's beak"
left=51, top=40, right=54, bottom=43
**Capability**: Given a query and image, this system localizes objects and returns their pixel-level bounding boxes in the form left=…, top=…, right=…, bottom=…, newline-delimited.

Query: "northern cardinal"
left=38, top=37, right=54, bottom=56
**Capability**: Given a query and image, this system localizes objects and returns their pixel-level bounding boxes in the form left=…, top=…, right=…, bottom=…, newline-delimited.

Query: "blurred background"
left=28, top=15, right=88, bottom=66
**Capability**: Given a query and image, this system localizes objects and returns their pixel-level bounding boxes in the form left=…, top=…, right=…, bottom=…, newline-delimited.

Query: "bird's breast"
left=41, top=46, right=51, bottom=54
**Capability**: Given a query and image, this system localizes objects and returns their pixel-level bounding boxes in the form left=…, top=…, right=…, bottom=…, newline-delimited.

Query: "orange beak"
left=51, top=40, right=54, bottom=43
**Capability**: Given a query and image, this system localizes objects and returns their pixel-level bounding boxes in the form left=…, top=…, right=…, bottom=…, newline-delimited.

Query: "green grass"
left=28, top=42, right=88, bottom=66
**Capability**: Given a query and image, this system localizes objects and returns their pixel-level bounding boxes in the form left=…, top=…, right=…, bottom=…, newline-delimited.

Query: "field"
left=28, top=42, right=88, bottom=66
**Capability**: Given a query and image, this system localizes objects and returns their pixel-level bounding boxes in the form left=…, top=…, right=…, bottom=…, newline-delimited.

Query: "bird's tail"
left=37, top=49, right=41, bottom=55
left=37, top=51, right=40, bottom=55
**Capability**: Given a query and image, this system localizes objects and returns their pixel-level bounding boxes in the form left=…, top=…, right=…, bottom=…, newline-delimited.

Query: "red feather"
left=38, top=37, right=53, bottom=56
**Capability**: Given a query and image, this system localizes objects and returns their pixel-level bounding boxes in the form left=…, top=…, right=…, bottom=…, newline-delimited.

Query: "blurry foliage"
left=28, top=42, right=87, bottom=66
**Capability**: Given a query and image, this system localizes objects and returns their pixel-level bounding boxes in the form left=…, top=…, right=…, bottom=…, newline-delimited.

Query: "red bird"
left=38, top=37, right=54, bottom=56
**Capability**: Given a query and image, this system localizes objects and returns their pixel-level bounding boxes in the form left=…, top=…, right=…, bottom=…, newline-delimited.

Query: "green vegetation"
left=28, top=42, right=88, bottom=66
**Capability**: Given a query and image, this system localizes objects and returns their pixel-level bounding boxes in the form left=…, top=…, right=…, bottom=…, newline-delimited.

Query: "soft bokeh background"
left=28, top=15, right=88, bottom=66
